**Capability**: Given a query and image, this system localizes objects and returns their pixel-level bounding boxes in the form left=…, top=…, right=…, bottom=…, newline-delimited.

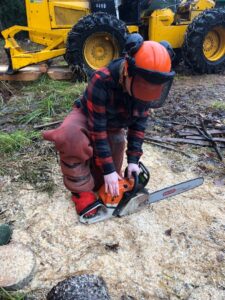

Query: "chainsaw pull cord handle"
left=112, top=171, right=139, bottom=217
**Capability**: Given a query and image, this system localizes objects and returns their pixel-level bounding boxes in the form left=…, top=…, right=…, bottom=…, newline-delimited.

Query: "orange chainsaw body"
left=98, top=178, right=135, bottom=207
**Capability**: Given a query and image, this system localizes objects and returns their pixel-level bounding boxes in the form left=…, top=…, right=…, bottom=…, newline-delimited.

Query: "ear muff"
left=159, top=40, right=176, bottom=62
left=124, top=33, right=144, bottom=56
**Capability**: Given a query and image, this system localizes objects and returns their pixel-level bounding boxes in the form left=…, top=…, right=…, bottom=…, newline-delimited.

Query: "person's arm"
left=84, top=71, right=116, bottom=175
left=126, top=111, right=149, bottom=165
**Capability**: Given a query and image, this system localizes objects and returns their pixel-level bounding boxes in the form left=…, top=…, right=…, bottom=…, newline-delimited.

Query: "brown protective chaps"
left=43, top=107, right=126, bottom=193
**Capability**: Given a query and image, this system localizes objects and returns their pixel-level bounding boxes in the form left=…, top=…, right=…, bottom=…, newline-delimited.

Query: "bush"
left=0, top=0, right=26, bottom=32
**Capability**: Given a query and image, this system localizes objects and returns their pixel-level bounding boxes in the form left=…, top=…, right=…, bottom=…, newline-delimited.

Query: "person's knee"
left=63, top=174, right=94, bottom=193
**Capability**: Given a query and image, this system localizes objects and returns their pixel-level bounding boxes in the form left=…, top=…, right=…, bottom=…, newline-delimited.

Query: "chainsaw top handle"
left=125, top=171, right=139, bottom=198
left=112, top=171, right=139, bottom=216
left=138, top=161, right=150, bottom=189
left=124, top=161, right=150, bottom=190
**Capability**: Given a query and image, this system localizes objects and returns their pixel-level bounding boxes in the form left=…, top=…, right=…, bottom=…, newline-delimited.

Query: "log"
left=47, top=66, right=73, bottom=80
left=0, top=242, right=36, bottom=290
left=0, top=64, right=73, bottom=81
left=0, top=65, right=44, bottom=81
left=181, top=136, right=225, bottom=142
left=177, top=129, right=225, bottom=137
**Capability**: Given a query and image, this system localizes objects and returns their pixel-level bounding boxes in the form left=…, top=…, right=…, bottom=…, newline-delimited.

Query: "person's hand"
left=127, top=163, right=140, bottom=178
left=104, top=172, right=122, bottom=197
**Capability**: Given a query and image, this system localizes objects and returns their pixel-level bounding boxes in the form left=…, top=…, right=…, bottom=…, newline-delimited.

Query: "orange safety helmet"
left=124, top=33, right=175, bottom=108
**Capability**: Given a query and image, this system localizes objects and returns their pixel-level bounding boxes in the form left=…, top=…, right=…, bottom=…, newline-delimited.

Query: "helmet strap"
left=119, top=61, right=130, bottom=93
left=126, top=55, right=136, bottom=77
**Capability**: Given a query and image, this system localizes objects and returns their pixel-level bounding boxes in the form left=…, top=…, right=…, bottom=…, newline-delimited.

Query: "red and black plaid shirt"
left=79, top=59, right=150, bottom=175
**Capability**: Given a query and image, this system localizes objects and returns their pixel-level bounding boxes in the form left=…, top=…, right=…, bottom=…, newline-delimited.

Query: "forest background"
left=0, top=0, right=26, bottom=33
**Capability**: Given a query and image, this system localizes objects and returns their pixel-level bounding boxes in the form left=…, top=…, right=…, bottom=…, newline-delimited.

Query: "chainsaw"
left=79, top=162, right=204, bottom=224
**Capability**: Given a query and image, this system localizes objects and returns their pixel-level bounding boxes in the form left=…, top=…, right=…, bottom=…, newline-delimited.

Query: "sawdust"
left=0, top=143, right=224, bottom=299
left=0, top=72, right=225, bottom=299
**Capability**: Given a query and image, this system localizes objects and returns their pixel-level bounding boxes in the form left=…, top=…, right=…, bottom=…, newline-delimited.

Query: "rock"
left=0, top=224, right=12, bottom=245
left=47, top=274, right=111, bottom=300
left=121, top=295, right=136, bottom=300
left=0, top=242, right=36, bottom=290
left=164, top=228, right=172, bottom=237
left=105, top=242, right=120, bottom=252
left=216, top=253, right=224, bottom=262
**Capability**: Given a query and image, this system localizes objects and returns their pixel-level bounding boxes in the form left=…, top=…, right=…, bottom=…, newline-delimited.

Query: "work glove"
left=127, top=163, right=140, bottom=179
left=104, top=171, right=122, bottom=197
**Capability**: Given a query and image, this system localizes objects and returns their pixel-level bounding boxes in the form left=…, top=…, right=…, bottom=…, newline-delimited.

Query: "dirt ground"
left=0, top=72, right=225, bottom=300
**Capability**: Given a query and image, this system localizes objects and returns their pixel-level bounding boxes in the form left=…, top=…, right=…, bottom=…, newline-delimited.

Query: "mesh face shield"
left=127, top=57, right=175, bottom=108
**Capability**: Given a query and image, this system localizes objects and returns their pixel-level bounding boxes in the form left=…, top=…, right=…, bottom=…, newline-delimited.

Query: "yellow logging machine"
left=2, top=0, right=225, bottom=76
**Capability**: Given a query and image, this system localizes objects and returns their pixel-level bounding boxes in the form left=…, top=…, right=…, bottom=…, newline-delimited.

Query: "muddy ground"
left=0, top=71, right=225, bottom=299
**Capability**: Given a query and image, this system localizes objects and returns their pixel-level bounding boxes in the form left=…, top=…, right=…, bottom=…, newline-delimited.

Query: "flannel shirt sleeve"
left=126, top=112, right=149, bottom=164
left=84, top=72, right=116, bottom=175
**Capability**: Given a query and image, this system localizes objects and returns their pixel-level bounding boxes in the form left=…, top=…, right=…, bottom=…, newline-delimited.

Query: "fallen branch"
left=183, top=116, right=224, bottom=161
left=177, top=128, right=225, bottom=137
left=146, top=136, right=225, bottom=147
left=144, top=138, right=192, bottom=158
left=183, top=116, right=210, bottom=140
left=33, top=120, right=62, bottom=129
left=171, top=121, right=201, bottom=128
left=0, top=81, right=15, bottom=96
left=200, top=117, right=224, bottom=161
left=180, top=136, right=225, bottom=142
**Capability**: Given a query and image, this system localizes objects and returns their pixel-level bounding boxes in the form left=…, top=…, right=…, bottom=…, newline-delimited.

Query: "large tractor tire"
left=65, top=12, right=127, bottom=78
left=182, top=8, right=225, bottom=73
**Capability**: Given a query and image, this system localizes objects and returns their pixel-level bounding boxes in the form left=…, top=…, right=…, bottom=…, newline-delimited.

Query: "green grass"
left=22, top=76, right=86, bottom=98
left=210, top=101, right=225, bottom=111
left=0, top=288, right=26, bottom=300
left=0, top=130, right=40, bottom=153
left=17, top=76, right=86, bottom=124
left=19, top=109, right=43, bottom=124
left=0, top=76, right=86, bottom=188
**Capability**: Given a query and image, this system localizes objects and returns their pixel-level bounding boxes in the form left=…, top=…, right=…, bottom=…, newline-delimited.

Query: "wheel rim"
left=83, top=32, right=120, bottom=70
left=203, top=26, right=225, bottom=61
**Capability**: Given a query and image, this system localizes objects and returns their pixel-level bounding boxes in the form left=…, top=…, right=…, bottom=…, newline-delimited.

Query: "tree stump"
left=0, top=242, right=36, bottom=290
